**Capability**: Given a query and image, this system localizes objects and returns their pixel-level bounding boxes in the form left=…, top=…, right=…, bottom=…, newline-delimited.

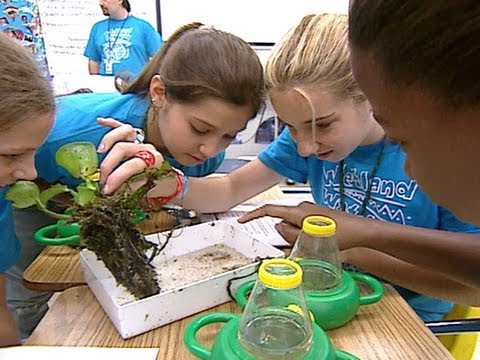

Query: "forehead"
left=179, top=97, right=252, bottom=131
left=351, top=49, right=457, bottom=134
left=350, top=51, right=388, bottom=109
left=270, top=88, right=339, bottom=118
left=351, top=50, right=412, bottom=127
left=0, top=112, right=53, bottom=147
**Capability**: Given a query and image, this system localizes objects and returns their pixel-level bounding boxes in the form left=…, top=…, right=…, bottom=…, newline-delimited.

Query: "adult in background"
left=84, top=0, right=162, bottom=78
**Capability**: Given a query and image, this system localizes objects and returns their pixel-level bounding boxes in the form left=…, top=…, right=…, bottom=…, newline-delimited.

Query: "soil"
left=154, top=243, right=253, bottom=292
left=75, top=195, right=160, bottom=299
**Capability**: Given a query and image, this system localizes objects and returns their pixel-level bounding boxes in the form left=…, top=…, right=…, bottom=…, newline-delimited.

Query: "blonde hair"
left=0, top=35, right=55, bottom=130
left=266, top=13, right=365, bottom=104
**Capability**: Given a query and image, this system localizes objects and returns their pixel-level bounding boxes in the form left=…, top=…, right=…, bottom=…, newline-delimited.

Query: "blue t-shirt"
left=259, top=128, right=480, bottom=321
left=35, top=93, right=225, bottom=187
left=84, top=15, right=162, bottom=77
left=0, top=187, right=21, bottom=273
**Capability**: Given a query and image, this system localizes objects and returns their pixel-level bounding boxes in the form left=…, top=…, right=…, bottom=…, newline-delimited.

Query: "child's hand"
left=100, top=142, right=164, bottom=195
left=95, top=117, right=165, bottom=195
left=237, top=203, right=309, bottom=245
left=97, top=117, right=143, bottom=153
left=238, top=201, right=367, bottom=250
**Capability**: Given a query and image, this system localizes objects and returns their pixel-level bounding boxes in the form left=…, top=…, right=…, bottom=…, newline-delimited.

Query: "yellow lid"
left=302, top=215, right=337, bottom=236
left=258, top=259, right=302, bottom=289
left=302, top=215, right=336, bottom=236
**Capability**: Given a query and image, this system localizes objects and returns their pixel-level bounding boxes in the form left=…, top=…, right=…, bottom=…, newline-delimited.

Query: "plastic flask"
left=237, top=258, right=313, bottom=360
left=288, top=215, right=384, bottom=330
left=185, top=257, right=360, bottom=359
left=290, top=215, right=342, bottom=291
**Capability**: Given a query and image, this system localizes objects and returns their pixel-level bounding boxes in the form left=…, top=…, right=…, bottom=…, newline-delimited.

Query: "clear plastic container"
left=290, top=215, right=342, bottom=291
left=237, top=259, right=313, bottom=360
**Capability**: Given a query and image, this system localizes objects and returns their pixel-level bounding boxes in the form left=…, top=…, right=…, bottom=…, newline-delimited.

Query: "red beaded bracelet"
left=146, top=171, right=184, bottom=206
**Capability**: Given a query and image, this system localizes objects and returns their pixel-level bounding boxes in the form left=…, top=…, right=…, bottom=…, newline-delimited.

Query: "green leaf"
left=5, top=181, right=40, bottom=208
left=84, top=178, right=98, bottom=191
left=157, top=160, right=173, bottom=172
left=39, top=183, right=71, bottom=205
left=76, top=182, right=98, bottom=206
left=55, top=142, right=98, bottom=179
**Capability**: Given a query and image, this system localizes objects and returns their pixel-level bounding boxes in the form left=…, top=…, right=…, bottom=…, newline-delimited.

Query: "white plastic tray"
left=80, top=220, right=285, bottom=339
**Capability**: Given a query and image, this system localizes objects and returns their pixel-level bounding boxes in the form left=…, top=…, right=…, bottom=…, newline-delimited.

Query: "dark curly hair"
left=349, top=0, right=480, bottom=109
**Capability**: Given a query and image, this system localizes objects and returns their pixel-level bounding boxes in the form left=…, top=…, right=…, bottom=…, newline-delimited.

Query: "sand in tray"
left=156, top=243, right=253, bottom=292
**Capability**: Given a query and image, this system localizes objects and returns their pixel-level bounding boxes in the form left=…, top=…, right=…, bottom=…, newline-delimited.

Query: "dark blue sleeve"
left=438, top=207, right=480, bottom=234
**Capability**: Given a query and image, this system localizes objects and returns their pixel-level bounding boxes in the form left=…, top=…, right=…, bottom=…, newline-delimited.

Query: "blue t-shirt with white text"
left=84, top=15, right=162, bottom=77
left=259, top=128, right=480, bottom=321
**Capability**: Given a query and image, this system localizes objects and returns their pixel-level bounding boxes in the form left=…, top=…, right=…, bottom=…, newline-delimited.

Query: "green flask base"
left=184, top=312, right=358, bottom=360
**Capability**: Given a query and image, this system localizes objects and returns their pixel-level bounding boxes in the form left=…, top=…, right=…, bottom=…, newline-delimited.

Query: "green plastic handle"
left=34, top=223, right=81, bottom=246
left=184, top=312, right=237, bottom=359
left=335, top=349, right=360, bottom=360
left=234, top=280, right=255, bottom=309
left=349, top=272, right=384, bottom=305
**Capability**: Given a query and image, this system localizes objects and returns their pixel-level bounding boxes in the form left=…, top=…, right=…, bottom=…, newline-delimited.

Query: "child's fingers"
left=101, top=158, right=148, bottom=195
left=97, top=123, right=138, bottom=153
left=100, top=143, right=164, bottom=193
left=97, top=117, right=126, bottom=129
left=274, top=221, right=300, bottom=245
left=237, top=204, right=299, bottom=224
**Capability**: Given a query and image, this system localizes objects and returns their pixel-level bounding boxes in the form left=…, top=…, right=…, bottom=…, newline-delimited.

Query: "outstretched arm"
left=342, top=247, right=479, bottom=305
left=96, top=118, right=283, bottom=213
left=239, top=202, right=480, bottom=304
left=173, top=159, right=283, bottom=213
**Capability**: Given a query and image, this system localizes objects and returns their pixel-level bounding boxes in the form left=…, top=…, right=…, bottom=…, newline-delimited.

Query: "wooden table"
left=23, top=186, right=286, bottom=292
left=26, top=284, right=453, bottom=359
left=22, top=184, right=452, bottom=358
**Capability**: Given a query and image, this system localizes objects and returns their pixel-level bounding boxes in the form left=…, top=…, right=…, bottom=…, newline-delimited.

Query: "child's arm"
left=341, top=247, right=479, bottom=306
left=239, top=202, right=480, bottom=305
left=0, top=275, right=20, bottom=347
left=174, top=159, right=285, bottom=213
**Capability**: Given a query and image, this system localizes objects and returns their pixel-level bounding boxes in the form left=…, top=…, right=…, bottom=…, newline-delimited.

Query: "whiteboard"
left=159, top=0, right=348, bottom=44
left=37, top=0, right=157, bottom=78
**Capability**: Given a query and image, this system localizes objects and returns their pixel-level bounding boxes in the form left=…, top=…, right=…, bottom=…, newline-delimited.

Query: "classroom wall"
left=160, top=0, right=349, bottom=44
left=39, top=0, right=349, bottom=156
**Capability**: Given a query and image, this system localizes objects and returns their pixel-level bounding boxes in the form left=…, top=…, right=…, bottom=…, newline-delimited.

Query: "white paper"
left=0, top=346, right=158, bottom=360
left=200, top=197, right=314, bottom=247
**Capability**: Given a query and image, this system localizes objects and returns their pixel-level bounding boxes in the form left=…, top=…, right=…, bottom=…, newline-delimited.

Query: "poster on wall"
left=0, top=0, right=50, bottom=78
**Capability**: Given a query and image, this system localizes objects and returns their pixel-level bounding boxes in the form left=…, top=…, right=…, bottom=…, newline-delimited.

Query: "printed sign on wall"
left=0, top=0, right=50, bottom=78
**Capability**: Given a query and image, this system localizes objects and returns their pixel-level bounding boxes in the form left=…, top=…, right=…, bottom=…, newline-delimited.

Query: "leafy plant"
left=6, top=142, right=175, bottom=299
left=6, top=142, right=99, bottom=219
